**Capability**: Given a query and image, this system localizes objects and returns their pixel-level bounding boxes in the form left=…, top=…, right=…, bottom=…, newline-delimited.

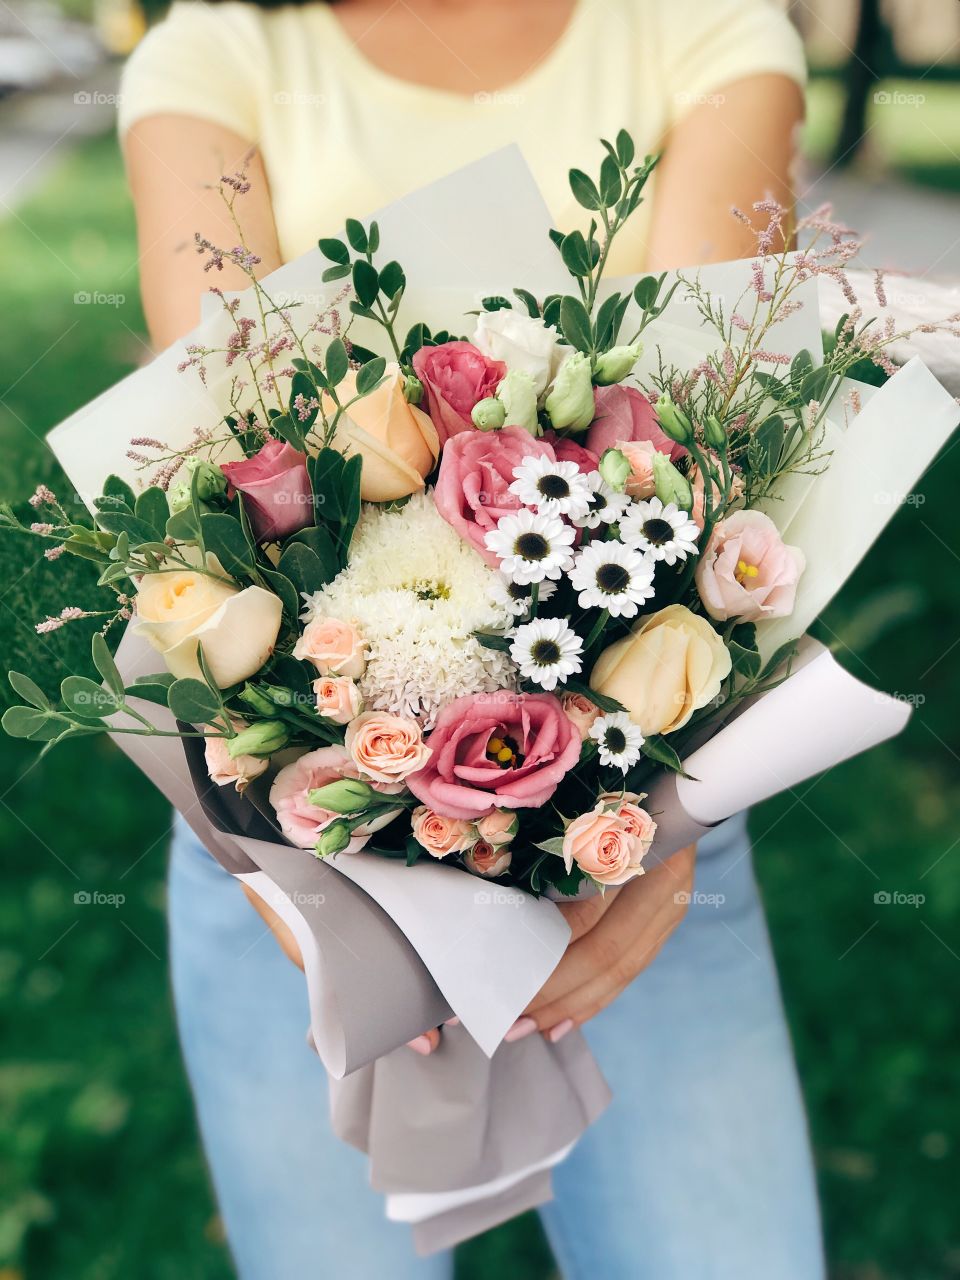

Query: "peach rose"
left=590, top=603, right=731, bottom=735
left=475, top=809, right=518, bottom=848
left=561, top=793, right=655, bottom=886
left=294, top=617, right=366, bottom=679
left=345, top=710, right=431, bottom=787
left=695, top=510, right=805, bottom=622
left=463, top=839, right=513, bottom=877
left=689, top=460, right=745, bottom=531
left=313, top=675, right=362, bottom=725
left=324, top=363, right=439, bottom=502
left=560, top=691, right=601, bottom=741
left=411, top=805, right=475, bottom=858
left=203, top=721, right=268, bottom=792
left=619, top=439, right=659, bottom=499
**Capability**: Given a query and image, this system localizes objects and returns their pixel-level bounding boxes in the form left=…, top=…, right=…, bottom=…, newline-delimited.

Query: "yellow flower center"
left=735, top=559, right=759, bottom=584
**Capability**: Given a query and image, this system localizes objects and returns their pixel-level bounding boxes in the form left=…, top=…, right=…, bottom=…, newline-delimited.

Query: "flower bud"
left=652, top=452, right=694, bottom=512
left=167, top=482, right=193, bottom=515
left=471, top=396, right=506, bottom=431
left=316, top=820, right=352, bottom=858
left=238, top=685, right=277, bottom=717
left=702, top=415, right=727, bottom=452
left=186, top=457, right=228, bottom=500
left=545, top=351, right=595, bottom=432
left=598, top=447, right=632, bottom=492
left=496, top=369, right=539, bottom=434
left=307, top=778, right=376, bottom=814
left=227, top=719, right=288, bottom=759
left=402, top=373, right=423, bottom=405
left=654, top=394, right=693, bottom=446
left=593, top=342, right=642, bottom=387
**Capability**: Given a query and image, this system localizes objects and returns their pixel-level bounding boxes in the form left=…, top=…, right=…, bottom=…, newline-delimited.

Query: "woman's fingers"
left=555, top=884, right=619, bottom=941
left=407, top=1027, right=441, bottom=1055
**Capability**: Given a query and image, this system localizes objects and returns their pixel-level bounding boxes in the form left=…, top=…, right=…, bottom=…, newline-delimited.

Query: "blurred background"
left=0, top=1, right=958, bottom=1277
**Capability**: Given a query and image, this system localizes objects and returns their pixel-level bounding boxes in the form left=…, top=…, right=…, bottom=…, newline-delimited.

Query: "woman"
left=119, top=1, right=822, bottom=1276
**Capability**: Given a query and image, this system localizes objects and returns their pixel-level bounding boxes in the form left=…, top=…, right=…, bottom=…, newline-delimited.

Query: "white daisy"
left=510, top=617, right=583, bottom=691
left=589, top=711, right=645, bottom=771
left=509, top=455, right=594, bottom=521
left=572, top=471, right=632, bottom=530
left=620, top=498, right=700, bottom=565
left=485, top=508, right=576, bottom=584
left=568, top=541, right=656, bottom=617
left=490, top=574, right=557, bottom=618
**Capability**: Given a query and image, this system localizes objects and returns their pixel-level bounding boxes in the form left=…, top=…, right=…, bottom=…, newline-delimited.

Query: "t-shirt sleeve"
left=117, top=1, right=262, bottom=141
left=656, top=0, right=807, bottom=128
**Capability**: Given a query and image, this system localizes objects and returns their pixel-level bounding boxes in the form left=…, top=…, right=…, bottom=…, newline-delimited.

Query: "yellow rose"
left=135, top=559, right=283, bottom=689
left=324, top=364, right=439, bottom=501
left=590, top=604, right=731, bottom=735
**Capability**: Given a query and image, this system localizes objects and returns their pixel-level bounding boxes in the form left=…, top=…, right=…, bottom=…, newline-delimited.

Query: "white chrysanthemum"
left=509, top=455, right=594, bottom=520
left=490, top=574, right=557, bottom=618
left=484, top=508, right=576, bottom=584
left=568, top=541, right=656, bottom=617
left=509, top=617, right=583, bottom=691
left=302, top=491, right=516, bottom=727
left=620, top=498, right=700, bottom=565
left=589, top=711, right=645, bottom=771
left=573, top=471, right=632, bottom=529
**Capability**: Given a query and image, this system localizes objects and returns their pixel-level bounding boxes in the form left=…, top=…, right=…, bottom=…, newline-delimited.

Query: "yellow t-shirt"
left=118, top=0, right=805, bottom=271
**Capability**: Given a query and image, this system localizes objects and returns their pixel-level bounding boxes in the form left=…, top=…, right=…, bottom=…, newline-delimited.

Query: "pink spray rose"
left=220, top=439, right=313, bottom=542
left=269, top=746, right=363, bottom=849
left=293, top=617, right=366, bottom=679
left=561, top=793, right=656, bottom=886
left=204, top=720, right=268, bottom=792
left=434, top=425, right=556, bottom=564
left=587, top=385, right=686, bottom=461
left=463, top=839, right=513, bottom=878
left=560, top=690, right=601, bottom=741
left=695, top=510, right=805, bottom=622
left=411, top=805, right=475, bottom=858
left=475, top=809, right=517, bottom=848
left=313, top=675, right=362, bottom=725
left=619, top=439, right=659, bottom=499
left=689, top=460, right=745, bottom=531
left=412, top=340, right=506, bottom=444
left=406, top=691, right=581, bottom=821
left=345, top=710, right=432, bottom=788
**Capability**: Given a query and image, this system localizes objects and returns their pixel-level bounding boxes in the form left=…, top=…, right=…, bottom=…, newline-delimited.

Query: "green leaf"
left=258, top=567, right=301, bottom=621
left=473, top=630, right=512, bottom=653
left=288, top=524, right=340, bottom=581
left=91, top=632, right=124, bottom=698
left=759, top=639, right=799, bottom=681
left=133, top=487, right=170, bottom=535
left=352, top=260, right=379, bottom=308
left=559, top=295, right=593, bottom=355
left=338, top=454, right=363, bottom=549
left=615, top=128, right=635, bottom=167
left=513, top=288, right=540, bottom=317
left=318, top=237, right=349, bottom=265
left=200, top=513, right=254, bottom=577
left=124, top=677, right=176, bottom=708
left=95, top=511, right=161, bottom=545
left=344, top=218, right=368, bottom=254
left=378, top=260, right=405, bottom=302
left=60, top=676, right=119, bottom=718
left=560, top=231, right=592, bottom=277
left=800, top=365, right=832, bottom=404
left=165, top=505, right=201, bottom=543
left=307, top=449, right=343, bottom=523
left=729, top=641, right=762, bottom=678
left=367, top=220, right=380, bottom=255
left=325, top=338, right=349, bottom=388
left=167, top=677, right=221, bottom=725
left=599, top=153, right=623, bottom=205
left=355, top=356, right=386, bottom=397
left=278, top=543, right=329, bottom=597
left=633, top=275, right=660, bottom=310
left=640, top=734, right=686, bottom=774
left=562, top=679, right=625, bottom=714
left=751, top=414, right=785, bottom=475
left=533, top=836, right=567, bottom=856
left=102, top=474, right=136, bottom=508
left=594, top=292, right=623, bottom=350
left=790, top=349, right=814, bottom=381
left=268, top=412, right=305, bottom=451
left=321, top=264, right=352, bottom=284
left=405, top=835, right=423, bottom=867
left=568, top=168, right=602, bottom=211
left=2, top=705, right=58, bottom=740
left=8, top=671, right=51, bottom=709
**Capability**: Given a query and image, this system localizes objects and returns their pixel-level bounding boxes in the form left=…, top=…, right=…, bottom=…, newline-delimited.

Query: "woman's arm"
left=123, top=115, right=283, bottom=350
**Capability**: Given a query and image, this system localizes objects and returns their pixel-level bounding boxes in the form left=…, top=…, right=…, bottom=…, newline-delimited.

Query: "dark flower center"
left=596, top=563, right=631, bottom=594
left=642, top=518, right=674, bottom=546
left=538, top=474, right=571, bottom=500
left=531, top=639, right=562, bottom=666
left=507, top=581, right=530, bottom=602
left=486, top=732, right=524, bottom=770
left=604, top=727, right=627, bottom=754
left=515, top=532, right=550, bottom=561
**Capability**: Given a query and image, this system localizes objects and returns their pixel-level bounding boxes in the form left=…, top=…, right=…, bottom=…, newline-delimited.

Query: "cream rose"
left=135, top=561, right=282, bottom=688
left=313, top=675, right=362, bottom=725
left=294, top=617, right=366, bottom=679
left=472, top=309, right=564, bottom=397
left=590, top=603, right=732, bottom=735
left=324, top=363, right=439, bottom=502
left=411, top=805, right=475, bottom=858
left=345, top=710, right=431, bottom=787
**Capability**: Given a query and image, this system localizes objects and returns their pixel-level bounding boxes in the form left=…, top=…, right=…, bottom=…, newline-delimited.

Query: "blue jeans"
left=168, top=813, right=824, bottom=1279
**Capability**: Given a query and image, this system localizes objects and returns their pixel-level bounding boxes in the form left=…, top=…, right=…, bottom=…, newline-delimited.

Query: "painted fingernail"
left=504, top=1016, right=538, bottom=1043
left=444, top=1015, right=460, bottom=1027
left=547, top=1018, right=575, bottom=1043
left=408, top=1034, right=434, bottom=1055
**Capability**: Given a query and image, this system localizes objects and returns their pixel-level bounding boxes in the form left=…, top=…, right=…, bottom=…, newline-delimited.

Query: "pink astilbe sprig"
left=36, top=606, right=96, bottom=634
left=29, top=484, right=57, bottom=509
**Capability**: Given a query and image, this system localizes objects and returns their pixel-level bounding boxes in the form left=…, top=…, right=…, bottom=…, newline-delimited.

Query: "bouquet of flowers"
left=3, top=132, right=957, bottom=1250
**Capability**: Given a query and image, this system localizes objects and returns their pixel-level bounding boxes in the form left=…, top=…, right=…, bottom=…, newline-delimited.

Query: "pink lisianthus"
left=269, top=746, right=365, bottom=849
left=587, top=385, right=686, bottom=462
left=412, top=340, right=506, bottom=444
left=434, top=425, right=556, bottom=564
left=561, top=793, right=656, bottom=886
left=695, top=510, right=805, bottom=622
left=406, top=691, right=580, bottom=821
left=220, top=439, right=313, bottom=542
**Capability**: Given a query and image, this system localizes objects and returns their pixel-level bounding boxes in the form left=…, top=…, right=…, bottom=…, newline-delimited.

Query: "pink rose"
left=411, top=805, right=474, bottom=858
left=463, top=839, right=513, bottom=877
left=695, top=510, right=805, bottom=622
left=619, top=439, right=659, bottom=499
left=269, top=746, right=363, bottom=849
left=345, top=710, right=431, bottom=788
left=294, top=617, right=366, bottom=679
left=587, top=385, right=686, bottom=462
left=204, top=720, right=268, bottom=792
left=221, top=439, right=313, bottom=542
left=561, top=793, right=656, bottom=886
left=475, top=809, right=517, bottom=848
left=412, top=341, right=506, bottom=444
left=313, top=675, right=362, bottom=725
left=434, top=426, right=556, bottom=564
left=407, top=691, right=581, bottom=821
left=560, top=691, right=601, bottom=741
left=542, top=431, right=599, bottom=475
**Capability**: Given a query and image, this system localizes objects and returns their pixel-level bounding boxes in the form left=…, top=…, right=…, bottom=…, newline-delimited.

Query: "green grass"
left=1, top=132, right=958, bottom=1280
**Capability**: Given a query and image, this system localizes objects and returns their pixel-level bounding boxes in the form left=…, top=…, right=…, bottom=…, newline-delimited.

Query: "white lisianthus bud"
left=471, top=396, right=506, bottom=431
left=496, top=369, right=539, bottom=435
left=545, top=351, right=596, bottom=432
left=593, top=342, right=643, bottom=386
left=599, top=447, right=632, bottom=491
left=652, top=452, right=694, bottom=511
